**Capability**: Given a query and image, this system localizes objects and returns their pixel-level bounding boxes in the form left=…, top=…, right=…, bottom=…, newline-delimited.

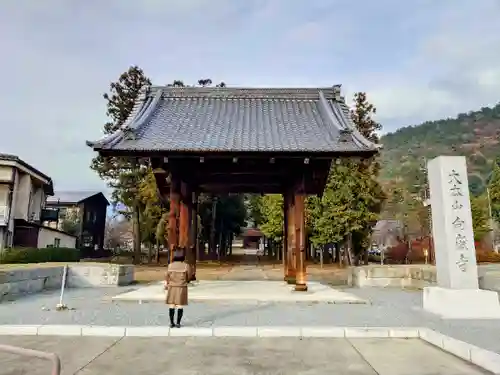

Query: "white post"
left=423, top=156, right=500, bottom=318
left=56, top=265, right=68, bottom=311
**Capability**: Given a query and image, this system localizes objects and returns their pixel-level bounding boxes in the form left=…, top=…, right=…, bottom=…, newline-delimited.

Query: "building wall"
left=0, top=166, right=12, bottom=182
left=37, top=227, right=76, bottom=249
left=13, top=173, right=45, bottom=222
left=0, top=185, right=9, bottom=225
left=7, top=169, right=19, bottom=246
left=13, top=225, right=39, bottom=248
left=0, top=227, right=5, bottom=250
left=14, top=173, right=31, bottom=220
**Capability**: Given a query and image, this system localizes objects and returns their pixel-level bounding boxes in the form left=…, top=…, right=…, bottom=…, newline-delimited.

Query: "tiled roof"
left=46, top=191, right=109, bottom=205
left=87, top=86, right=380, bottom=154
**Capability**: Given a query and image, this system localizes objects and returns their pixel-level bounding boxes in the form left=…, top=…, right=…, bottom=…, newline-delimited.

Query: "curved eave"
left=336, top=98, right=382, bottom=152
left=86, top=86, right=163, bottom=150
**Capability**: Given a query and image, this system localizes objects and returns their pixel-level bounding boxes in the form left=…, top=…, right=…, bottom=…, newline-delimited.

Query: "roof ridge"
left=86, top=85, right=152, bottom=148
left=149, top=86, right=340, bottom=100
left=337, top=101, right=383, bottom=150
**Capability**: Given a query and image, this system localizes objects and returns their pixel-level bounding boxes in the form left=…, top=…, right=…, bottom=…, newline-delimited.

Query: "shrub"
left=0, top=247, right=81, bottom=264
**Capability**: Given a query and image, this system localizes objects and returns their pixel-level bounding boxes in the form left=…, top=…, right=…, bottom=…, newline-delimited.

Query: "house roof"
left=243, top=227, right=263, bottom=237
left=46, top=191, right=109, bottom=205
left=0, top=154, right=54, bottom=194
left=87, top=85, right=381, bottom=155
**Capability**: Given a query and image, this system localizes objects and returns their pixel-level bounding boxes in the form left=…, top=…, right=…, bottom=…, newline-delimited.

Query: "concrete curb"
left=418, top=328, right=500, bottom=375
left=0, top=325, right=421, bottom=338
left=0, top=325, right=498, bottom=373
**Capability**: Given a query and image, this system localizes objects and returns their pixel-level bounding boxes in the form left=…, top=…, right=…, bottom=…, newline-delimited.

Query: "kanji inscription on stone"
left=452, top=217, right=465, bottom=231
left=427, top=156, right=479, bottom=289
left=456, top=253, right=468, bottom=272
left=455, top=233, right=467, bottom=250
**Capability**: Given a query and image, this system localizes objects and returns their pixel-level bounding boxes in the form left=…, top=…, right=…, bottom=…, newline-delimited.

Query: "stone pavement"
left=112, top=280, right=367, bottom=303
left=0, top=336, right=491, bottom=375
left=0, top=286, right=499, bottom=355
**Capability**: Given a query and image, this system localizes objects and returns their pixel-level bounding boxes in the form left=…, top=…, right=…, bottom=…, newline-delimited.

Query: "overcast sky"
left=0, top=0, right=499, bottom=194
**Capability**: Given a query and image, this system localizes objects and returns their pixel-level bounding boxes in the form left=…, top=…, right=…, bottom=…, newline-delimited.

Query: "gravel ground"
left=1, top=286, right=500, bottom=354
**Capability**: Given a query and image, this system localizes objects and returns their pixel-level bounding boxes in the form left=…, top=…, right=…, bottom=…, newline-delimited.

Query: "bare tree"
left=104, top=215, right=133, bottom=251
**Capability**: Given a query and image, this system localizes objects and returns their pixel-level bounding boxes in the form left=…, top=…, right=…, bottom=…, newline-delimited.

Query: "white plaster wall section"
left=37, top=228, right=76, bottom=249
left=13, top=173, right=30, bottom=220
left=0, top=166, right=12, bottom=181
left=8, top=168, right=19, bottom=242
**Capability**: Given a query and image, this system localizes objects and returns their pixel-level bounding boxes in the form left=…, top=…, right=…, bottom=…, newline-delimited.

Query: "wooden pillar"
left=286, top=193, right=296, bottom=284
left=283, top=192, right=289, bottom=281
left=187, top=191, right=198, bottom=280
left=294, top=192, right=307, bottom=291
left=168, top=175, right=180, bottom=263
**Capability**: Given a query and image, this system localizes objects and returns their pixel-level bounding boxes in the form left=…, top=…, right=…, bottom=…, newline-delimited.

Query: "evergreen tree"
left=488, top=159, right=500, bottom=223
left=259, top=194, right=284, bottom=241
left=471, top=195, right=491, bottom=241
left=90, top=66, right=151, bottom=264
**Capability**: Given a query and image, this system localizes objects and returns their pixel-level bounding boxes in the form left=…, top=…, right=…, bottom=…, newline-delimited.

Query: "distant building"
left=372, top=220, right=403, bottom=249
left=44, top=191, right=109, bottom=256
left=0, top=154, right=76, bottom=250
left=242, top=227, right=263, bottom=249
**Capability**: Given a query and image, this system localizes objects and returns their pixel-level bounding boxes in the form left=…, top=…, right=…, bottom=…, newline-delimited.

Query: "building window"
left=54, top=238, right=61, bottom=247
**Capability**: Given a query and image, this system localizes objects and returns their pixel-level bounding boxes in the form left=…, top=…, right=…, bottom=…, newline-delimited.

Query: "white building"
left=0, top=154, right=76, bottom=250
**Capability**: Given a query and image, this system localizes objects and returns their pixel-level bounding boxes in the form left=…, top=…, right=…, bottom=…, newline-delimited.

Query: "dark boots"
left=169, top=308, right=184, bottom=328
left=176, top=309, right=184, bottom=328
left=169, top=308, right=175, bottom=328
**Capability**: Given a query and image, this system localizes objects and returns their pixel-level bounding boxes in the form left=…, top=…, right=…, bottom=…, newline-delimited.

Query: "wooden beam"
left=192, top=174, right=290, bottom=185
left=198, top=185, right=285, bottom=194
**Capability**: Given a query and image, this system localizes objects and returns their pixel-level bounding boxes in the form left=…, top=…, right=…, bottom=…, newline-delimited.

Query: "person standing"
left=165, top=249, right=190, bottom=328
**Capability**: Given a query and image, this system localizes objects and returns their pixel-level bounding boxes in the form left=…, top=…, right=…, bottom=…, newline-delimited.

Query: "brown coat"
left=165, top=261, right=189, bottom=306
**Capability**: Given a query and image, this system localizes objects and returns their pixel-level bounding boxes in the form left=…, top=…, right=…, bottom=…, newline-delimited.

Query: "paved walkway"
left=0, top=336, right=490, bottom=375
left=112, top=280, right=366, bottom=303
left=1, top=287, right=500, bottom=355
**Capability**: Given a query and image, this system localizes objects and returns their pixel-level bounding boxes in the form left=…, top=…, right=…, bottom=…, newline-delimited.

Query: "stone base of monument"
left=423, top=286, right=500, bottom=319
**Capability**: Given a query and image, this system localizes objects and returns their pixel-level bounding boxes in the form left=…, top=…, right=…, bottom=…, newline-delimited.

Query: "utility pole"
left=486, top=187, right=497, bottom=252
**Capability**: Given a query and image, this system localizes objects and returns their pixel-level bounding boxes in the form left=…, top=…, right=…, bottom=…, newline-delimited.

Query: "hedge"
left=0, top=247, right=81, bottom=264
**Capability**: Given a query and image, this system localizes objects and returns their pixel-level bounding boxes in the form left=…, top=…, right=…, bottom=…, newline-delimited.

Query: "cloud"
left=354, top=0, right=500, bottom=129
left=0, top=0, right=498, bottom=192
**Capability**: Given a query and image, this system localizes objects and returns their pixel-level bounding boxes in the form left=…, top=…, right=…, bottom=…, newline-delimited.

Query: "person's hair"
left=173, top=254, right=186, bottom=262
left=173, top=247, right=186, bottom=262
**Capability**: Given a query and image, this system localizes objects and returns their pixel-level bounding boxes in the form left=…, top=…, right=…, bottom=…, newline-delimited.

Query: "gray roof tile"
left=47, top=191, right=108, bottom=205
left=87, top=86, right=379, bottom=154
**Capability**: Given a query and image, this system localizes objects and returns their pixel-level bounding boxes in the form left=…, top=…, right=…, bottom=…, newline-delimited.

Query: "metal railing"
left=0, top=344, right=61, bottom=375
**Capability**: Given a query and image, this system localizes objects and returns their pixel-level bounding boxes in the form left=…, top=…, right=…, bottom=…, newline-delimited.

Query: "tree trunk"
left=155, top=243, right=160, bottom=264
left=335, top=244, right=341, bottom=266
left=147, top=243, right=153, bottom=263
left=132, top=206, right=141, bottom=265
left=229, top=233, right=233, bottom=255
left=209, top=197, right=217, bottom=256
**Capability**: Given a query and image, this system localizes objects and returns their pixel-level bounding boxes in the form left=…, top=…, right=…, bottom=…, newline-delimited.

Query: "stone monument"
left=423, top=156, right=500, bottom=318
